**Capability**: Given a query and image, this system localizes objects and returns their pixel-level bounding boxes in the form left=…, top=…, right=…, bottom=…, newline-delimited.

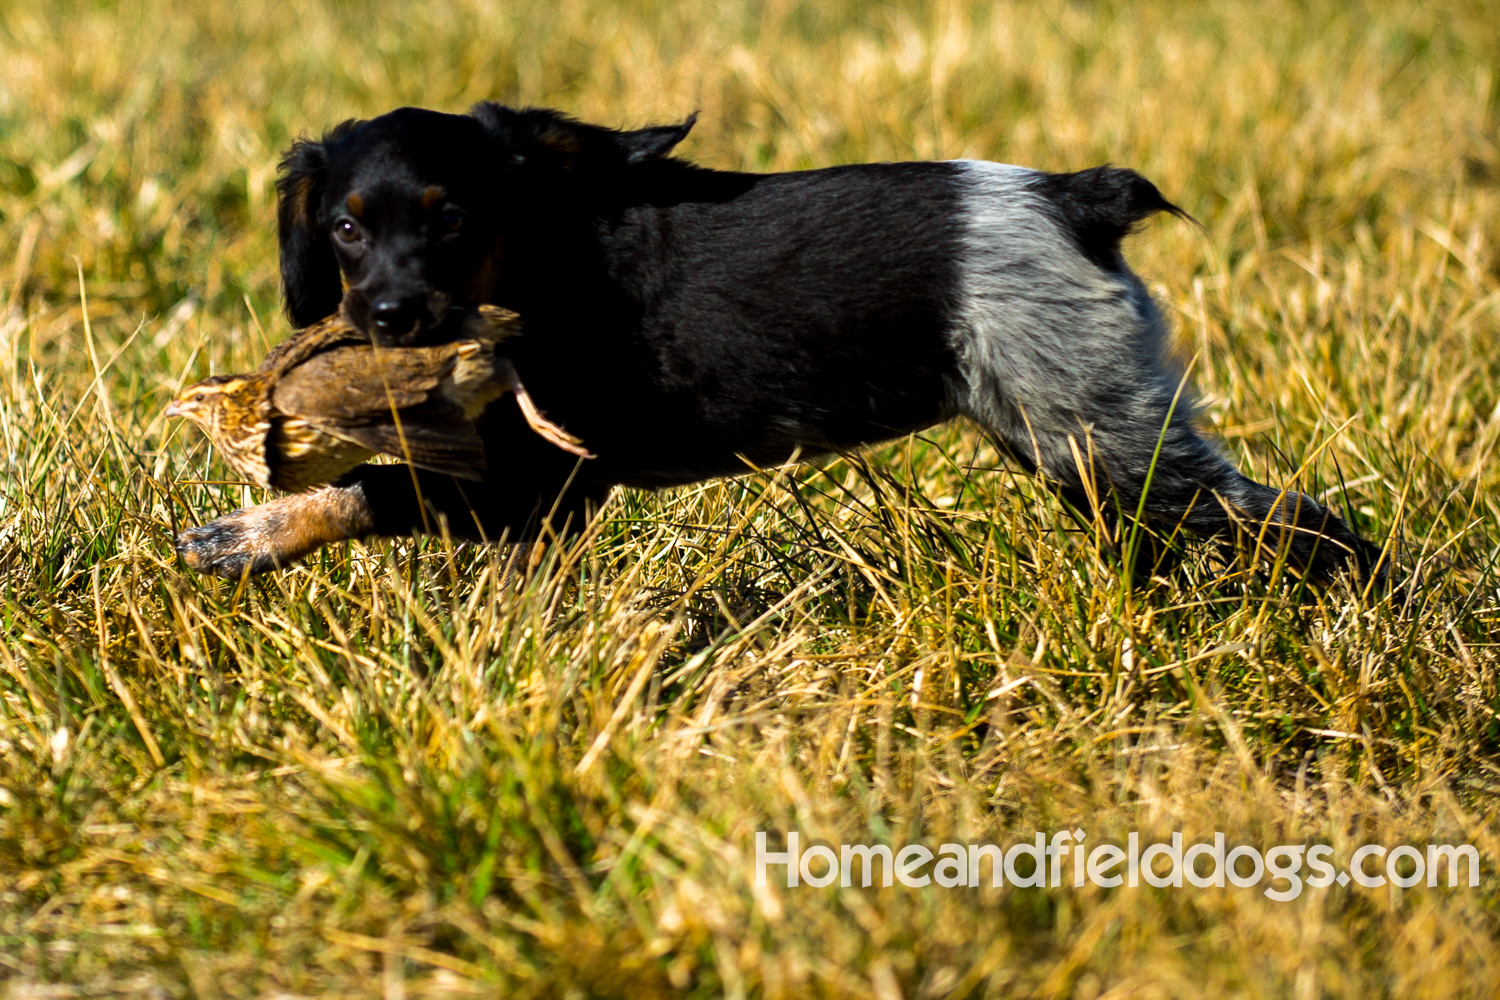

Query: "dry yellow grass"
left=1, top=0, right=1498, bottom=996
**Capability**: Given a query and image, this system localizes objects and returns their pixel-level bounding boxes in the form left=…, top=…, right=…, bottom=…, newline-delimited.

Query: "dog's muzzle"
left=368, top=295, right=430, bottom=341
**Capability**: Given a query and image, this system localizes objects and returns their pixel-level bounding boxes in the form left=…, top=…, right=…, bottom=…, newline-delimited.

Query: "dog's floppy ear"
left=615, top=113, right=697, bottom=163
left=275, top=120, right=358, bottom=327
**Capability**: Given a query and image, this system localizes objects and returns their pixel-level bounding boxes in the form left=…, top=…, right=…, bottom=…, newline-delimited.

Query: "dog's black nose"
left=369, top=297, right=425, bottom=337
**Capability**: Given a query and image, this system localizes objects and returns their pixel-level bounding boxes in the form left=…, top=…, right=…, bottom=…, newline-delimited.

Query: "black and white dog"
left=175, top=105, right=1380, bottom=582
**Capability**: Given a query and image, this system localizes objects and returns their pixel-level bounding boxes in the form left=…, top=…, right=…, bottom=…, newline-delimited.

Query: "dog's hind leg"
left=948, top=160, right=1381, bottom=583
left=1071, top=415, right=1382, bottom=583
left=966, top=346, right=1380, bottom=583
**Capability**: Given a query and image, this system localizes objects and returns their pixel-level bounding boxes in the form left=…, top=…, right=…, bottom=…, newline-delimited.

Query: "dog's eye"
left=334, top=219, right=360, bottom=243
left=441, top=208, right=464, bottom=231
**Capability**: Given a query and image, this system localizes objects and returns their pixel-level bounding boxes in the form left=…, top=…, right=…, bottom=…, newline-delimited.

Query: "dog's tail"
left=1030, top=166, right=1198, bottom=269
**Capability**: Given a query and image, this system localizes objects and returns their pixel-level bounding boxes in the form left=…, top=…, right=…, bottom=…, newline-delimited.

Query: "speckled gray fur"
left=948, top=160, right=1373, bottom=573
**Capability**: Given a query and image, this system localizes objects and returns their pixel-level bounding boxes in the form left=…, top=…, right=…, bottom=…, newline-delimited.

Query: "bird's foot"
left=512, top=385, right=593, bottom=459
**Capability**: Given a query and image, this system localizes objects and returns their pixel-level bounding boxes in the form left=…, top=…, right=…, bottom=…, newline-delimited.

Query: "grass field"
left=1, top=0, right=1499, bottom=995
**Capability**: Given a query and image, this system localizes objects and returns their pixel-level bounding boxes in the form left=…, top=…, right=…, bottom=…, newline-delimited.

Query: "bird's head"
left=166, top=376, right=246, bottom=435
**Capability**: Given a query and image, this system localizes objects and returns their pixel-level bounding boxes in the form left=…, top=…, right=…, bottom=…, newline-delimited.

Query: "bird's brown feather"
left=255, top=312, right=369, bottom=377
left=329, top=420, right=487, bottom=480
left=264, top=419, right=376, bottom=492
left=270, top=345, right=455, bottom=419
left=170, top=304, right=585, bottom=494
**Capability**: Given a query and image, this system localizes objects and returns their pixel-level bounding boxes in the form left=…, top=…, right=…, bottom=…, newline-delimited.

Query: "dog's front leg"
left=175, top=463, right=466, bottom=579
left=176, top=480, right=378, bottom=579
left=175, top=459, right=610, bottom=578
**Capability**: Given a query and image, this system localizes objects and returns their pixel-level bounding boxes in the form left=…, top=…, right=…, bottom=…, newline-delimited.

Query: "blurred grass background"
left=1, top=0, right=1499, bottom=995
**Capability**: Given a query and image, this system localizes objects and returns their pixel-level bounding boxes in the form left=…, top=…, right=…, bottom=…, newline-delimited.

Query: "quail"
left=167, top=306, right=589, bottom=492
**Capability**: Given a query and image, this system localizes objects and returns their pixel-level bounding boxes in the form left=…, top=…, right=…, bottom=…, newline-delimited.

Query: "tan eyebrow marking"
left=421, top=185, right=446, bottom=210
left=345, top=192, right=364, bottom=217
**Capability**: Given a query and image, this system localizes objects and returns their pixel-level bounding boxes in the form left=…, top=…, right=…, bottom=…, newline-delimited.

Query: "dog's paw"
left=176, top=510, right=287, bottom=579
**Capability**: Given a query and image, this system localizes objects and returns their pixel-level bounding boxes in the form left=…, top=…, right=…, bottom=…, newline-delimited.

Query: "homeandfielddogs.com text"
left=755, top=832, right=1480, bottom=901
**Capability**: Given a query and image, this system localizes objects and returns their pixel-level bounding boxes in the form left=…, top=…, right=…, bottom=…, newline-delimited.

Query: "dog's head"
left=277, top=105, right=696, bottom=344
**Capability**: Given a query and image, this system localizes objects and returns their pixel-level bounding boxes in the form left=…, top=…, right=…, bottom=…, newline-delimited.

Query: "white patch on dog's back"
left=945, top=158, right=1178, bottom=483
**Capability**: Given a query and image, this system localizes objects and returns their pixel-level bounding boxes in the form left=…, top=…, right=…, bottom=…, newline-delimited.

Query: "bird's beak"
left=165, top=401, right=184, bottom=418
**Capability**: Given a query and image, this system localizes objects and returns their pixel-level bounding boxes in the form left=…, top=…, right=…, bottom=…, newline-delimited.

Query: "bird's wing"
left=323, top=419, right=487, bottom=481
left=270, top=346, right=458, bottom=420
left=257, top=313, right=369, bottom=377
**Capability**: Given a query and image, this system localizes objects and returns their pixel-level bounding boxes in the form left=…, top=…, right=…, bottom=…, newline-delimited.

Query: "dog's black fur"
left=177, top=104, right=1382, bottom=583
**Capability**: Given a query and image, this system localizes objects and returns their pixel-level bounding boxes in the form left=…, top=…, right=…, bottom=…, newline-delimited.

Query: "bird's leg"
left=494, top=359, right=594, bottom=458
left=176, top=483, right=376, bottom=579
